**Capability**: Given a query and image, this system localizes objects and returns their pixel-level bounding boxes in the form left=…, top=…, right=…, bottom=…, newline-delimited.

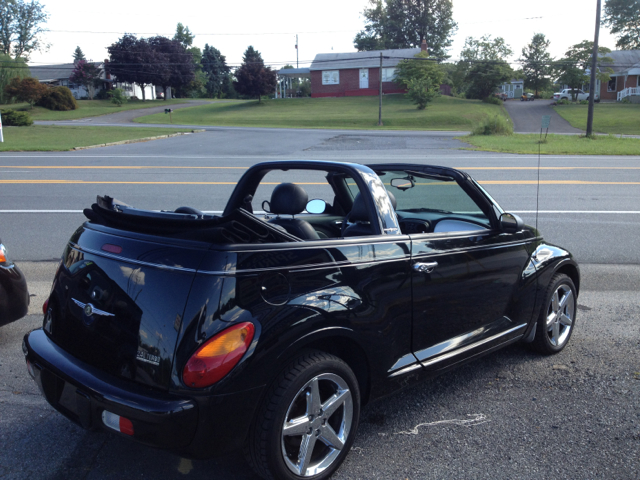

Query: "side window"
left=371, top=170, right=491, bottom=233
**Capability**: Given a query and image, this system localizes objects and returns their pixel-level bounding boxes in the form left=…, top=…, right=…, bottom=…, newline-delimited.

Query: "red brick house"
left=310, top=43, right=428, bottom=98
left=597, top=50, right=640, bottom=102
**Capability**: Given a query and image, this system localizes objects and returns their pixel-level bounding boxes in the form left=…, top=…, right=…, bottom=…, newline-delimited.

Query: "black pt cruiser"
left=24, top=160, right=579, bottom=480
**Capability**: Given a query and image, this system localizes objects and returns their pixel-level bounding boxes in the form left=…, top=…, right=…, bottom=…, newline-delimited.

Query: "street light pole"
left=586, top=0, right=601, bottom=137
left=378, top=52, right=383, bottom=126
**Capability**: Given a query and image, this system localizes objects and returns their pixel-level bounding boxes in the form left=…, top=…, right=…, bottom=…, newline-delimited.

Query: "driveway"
left=43, top=100, right=214, bottom=125
left=504, top=99, right=583, bottom=134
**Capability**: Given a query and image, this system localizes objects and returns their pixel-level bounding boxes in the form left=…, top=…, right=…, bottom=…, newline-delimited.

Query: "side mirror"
left=306, top=199, right=326, bottom=214
left=499, top=213, right=524, bottom=232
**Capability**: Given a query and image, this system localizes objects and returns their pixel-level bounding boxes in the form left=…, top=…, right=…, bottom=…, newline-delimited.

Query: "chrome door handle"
left=413, top=261, right=438, bottom=274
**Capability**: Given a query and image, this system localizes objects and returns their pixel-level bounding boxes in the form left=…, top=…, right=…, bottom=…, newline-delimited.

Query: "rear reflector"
left=102, top=410, right=134, bottom=436
left=101, top=244, right=123, bottom=254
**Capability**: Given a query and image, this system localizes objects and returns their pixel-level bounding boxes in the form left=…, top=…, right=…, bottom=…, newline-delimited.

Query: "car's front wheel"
left=246, top=351, right=360, bottom=480
left=530, top=273, right=577, bottom=354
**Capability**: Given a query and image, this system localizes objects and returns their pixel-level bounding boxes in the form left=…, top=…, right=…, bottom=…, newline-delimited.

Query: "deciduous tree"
left=394, top=51, right=443, bottom=108
left=453, top=35, right=513, bottom=97
left=354, top=0, right=457, bottom=59
left=173, top=23, right=194, bottom=48
left=0, top=52, right=29, bottom=103
left=70, top=60, right=102, bottom=99
left=520, top=34, right=553, bottom=97
left=603, top=0, right=640, bottom=50
left=233, top=46, right=276, bottom=103
left=554, top=41, right=614, bottom=100
left=465, top=61, right=513, bottom=100
left=108, top=34, right=158, bottom=100
left=0, top=0, right=49, bottom=59
left=4, top=76, right=47, bottom=107
left=147, top=36, right=195, bottom=99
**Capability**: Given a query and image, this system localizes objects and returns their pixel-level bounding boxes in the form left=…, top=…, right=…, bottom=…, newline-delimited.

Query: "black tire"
left=530, top=273, right=577, bottom=355
left=245, top=351, right=361, bottom=480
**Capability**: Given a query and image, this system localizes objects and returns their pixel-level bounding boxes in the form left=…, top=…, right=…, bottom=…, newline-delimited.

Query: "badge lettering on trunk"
left=136, top=350, right=160, bottom=366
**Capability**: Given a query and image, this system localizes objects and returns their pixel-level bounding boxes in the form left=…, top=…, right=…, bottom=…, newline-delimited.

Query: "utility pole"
left=296, top=34, right=299, bottom=68
left=586, top=0, right=601, bottom=137
left=378, top=52, right=383, bottom=126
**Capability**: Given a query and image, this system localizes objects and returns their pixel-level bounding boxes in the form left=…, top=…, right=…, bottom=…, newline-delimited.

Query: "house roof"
left=598, top=50, right=640, bottom=76
left=28, top=62, right=103, bottom=82
left=276, top=68, right=311, bottom=78
left=310, top=48, right=422, bottom=71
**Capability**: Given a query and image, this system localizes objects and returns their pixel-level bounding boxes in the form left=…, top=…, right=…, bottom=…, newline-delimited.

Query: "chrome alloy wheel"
left=281, top=373, right=353, bottom=477
left=545, top=284, right=575, bottom=347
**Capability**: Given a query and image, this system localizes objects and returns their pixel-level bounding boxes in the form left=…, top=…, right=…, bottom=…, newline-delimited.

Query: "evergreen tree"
left=173, top=23, right=194, bottom=48
left=233, top=46, right=276, bottom=102
left=520, top=34, right=553, bottom=97
left=201, top=45, right=230, bottom=98
left=73, top=46, right=86, bottom=63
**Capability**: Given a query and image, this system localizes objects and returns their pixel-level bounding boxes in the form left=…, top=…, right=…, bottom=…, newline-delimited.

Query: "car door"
left=372, top=166, right=535, bottom=373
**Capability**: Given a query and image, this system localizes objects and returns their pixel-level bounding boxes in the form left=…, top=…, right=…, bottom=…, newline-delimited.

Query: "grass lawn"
left=553, top=103, right=640, bottom=135
left=461, top=133, right=640, bottom=155
left=0, top=125, right=195, bottom=151
left=0, top=99, right=205, bottom=121
left=135, top=95, right=507, bottom=130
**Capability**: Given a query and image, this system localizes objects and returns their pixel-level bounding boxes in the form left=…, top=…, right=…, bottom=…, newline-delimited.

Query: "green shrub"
left=579, top=100, right=589, bottom=105
left=37, top=86, right=78, bottom=111
left=108, top=88, right=127, bottom=107
left=555, top=99, right=571, bottom=105
left=0, top=109, right=33, bottom=126
left=405, top=77, right=439, bottom=110
left=482, top=96, right=502, bottom=105
left=472, top=115, right=513, bottom=136
left=95, top=89, right=109, bottom=100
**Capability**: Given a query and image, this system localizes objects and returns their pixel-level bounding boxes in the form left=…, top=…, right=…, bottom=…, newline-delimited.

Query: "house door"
left=359, top=69, right=369, bottom=89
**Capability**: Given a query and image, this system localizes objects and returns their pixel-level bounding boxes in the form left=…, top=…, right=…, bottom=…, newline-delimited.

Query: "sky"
left=28, top=0, right=617, bottom=68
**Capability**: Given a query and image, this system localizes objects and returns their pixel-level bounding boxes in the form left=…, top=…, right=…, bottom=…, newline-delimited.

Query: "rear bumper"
left=0, top=263, right=29, bottom=327
left=24, top=329, right=264, bottom=457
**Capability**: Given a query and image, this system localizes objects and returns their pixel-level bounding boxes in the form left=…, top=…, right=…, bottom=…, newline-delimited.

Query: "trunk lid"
left=47, top=224, right=207, bottom=391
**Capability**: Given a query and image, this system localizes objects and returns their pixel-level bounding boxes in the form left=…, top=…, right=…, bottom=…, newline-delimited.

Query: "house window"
left=322, top=71, right=339, bottom=85
left=381, top=68, right=396, bottom=82
left=607, top=77, right=617, bottom=92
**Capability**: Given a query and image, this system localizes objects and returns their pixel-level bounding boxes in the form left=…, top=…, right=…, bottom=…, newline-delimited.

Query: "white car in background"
left=553, top=89, right=599, bottom=101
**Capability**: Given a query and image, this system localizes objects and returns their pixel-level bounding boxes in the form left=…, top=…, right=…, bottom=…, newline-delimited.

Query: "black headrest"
left=349, top=193, right=370, bottom=222
left=386, top=190, right=397, bottom=210
left=270, top=183, right=308, bottom=215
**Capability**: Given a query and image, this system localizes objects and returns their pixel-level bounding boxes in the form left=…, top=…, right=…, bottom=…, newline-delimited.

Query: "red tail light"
left=42, top=298, right=49, bottom=315
left=183, top=322, right=255, bottom=388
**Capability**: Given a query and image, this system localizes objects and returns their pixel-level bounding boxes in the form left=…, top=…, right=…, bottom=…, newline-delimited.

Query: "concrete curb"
left=73, top=129, right=206, bottom=150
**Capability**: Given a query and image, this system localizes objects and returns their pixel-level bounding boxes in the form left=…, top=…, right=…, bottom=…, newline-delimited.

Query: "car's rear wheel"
left=246, top=351, right=360, bottom=480
left=530, top=273, right=577, bottom=354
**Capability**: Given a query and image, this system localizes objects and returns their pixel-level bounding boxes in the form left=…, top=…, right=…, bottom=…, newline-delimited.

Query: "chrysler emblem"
left=72, top=298, right=115, bottom=318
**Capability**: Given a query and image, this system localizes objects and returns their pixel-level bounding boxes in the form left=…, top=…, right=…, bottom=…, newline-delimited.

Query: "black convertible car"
left=24, top=161, right=579, bottom=480
left=1, top=237, right=29, bottom=327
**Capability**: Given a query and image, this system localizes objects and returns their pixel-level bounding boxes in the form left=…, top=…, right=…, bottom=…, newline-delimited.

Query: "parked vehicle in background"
left=521, top=93, right=535, bottom=101
left=553, top=89, right=599, bottom=102
left=0, top=238, right=29, bottom=327
left=494, top=92, right=508, bottom=101
left=23, top=161, right=580, bottom=480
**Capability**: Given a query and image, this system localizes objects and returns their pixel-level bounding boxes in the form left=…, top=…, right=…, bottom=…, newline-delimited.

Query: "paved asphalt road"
left=1, top=127, right=639, bottom=479
left=503, top=100, right=583, bottom=134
